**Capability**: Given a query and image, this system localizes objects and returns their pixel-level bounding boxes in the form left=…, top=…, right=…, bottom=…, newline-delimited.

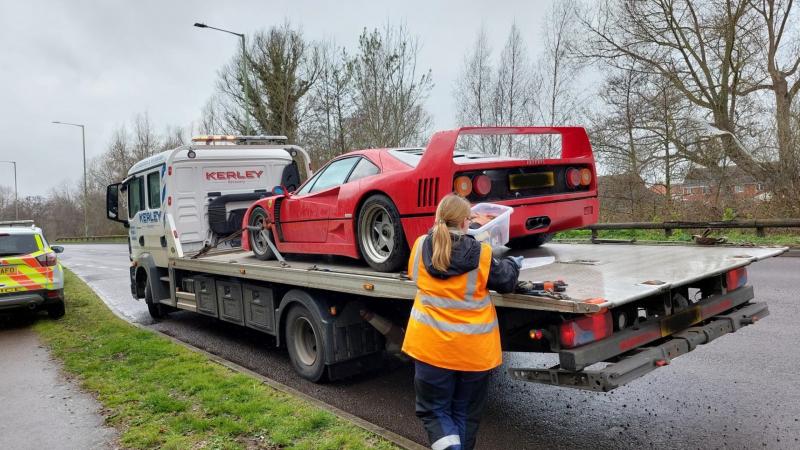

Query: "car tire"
left=145, top=283, right=166, bottom=320
left=47, top=301, right=65, bottom=319
left=357, top=194, right=408, bottom=272
left=507, top=232, right=553, bottom=249
left=249, top=207, right=276, bottom=261
left=285, top=303, right=327, bottom=382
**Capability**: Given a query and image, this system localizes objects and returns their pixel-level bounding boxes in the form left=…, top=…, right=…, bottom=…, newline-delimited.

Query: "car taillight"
left=36, top=252, right=58, bottom=267
left=472, top=174, right=492, bottom=197
left=453, top=176, right=472, bottom=197
left=579, top=168, right=592, bottom=186
left=726, top=267, right=747, bottom=291
left=559, top=311, right=612, bottom=348
left=565, top=168, right=581, bottom=189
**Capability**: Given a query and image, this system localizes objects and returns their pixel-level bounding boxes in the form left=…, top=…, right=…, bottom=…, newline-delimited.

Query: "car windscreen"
left=0, top=234, right=39, bottom=256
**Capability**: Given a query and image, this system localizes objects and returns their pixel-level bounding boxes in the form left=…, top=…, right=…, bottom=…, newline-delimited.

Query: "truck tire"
left=507, top=232, right=552, bottom=250
left=285, top=303, right=327, bottom=382
left=47, top=301, right=65, bottom=319
left=357, top=194, right=408, bottom=272
left=248, top=207, right=276, bottom=261
left=145, top=283, right=166, bottom=320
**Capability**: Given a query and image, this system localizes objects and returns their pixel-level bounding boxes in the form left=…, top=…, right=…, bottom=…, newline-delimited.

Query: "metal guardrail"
left=585, top=219, right=800, bottom=238
left=56, top=235, right=128, bottom=242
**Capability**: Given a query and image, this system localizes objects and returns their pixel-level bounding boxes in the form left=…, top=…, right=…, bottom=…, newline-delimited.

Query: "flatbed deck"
left=170, top=242, right=786, bottom=314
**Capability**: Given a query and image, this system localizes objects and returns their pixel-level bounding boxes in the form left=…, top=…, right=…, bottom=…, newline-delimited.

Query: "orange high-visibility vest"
left=401, top=235, right=502, bottom=372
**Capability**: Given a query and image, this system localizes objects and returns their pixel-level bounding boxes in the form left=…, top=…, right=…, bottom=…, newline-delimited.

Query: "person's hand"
left=509, top=256, right=524, bottom=269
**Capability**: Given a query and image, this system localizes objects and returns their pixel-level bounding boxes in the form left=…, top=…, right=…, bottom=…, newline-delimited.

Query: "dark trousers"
left=414, top=360, right=491, bottom=450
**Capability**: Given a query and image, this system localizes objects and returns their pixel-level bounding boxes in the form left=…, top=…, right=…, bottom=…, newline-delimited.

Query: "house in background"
left=673, top=165, right=770, bottom=202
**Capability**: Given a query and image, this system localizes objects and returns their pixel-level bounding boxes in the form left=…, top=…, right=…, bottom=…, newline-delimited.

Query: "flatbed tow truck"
left=108, top=134, right=785, bottom=391
left=165, top=231, right=784, bottom=391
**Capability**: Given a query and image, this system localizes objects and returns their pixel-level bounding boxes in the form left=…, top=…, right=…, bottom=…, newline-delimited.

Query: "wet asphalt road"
left=60, top=244, right=800, bottom=449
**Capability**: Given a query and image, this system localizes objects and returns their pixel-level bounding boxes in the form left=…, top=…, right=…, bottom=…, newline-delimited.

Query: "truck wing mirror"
left=106, top=183, right=129, bottom=227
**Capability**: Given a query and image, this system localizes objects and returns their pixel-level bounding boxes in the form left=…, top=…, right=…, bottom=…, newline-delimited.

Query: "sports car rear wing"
left=420, top=126, right=593, bottom=168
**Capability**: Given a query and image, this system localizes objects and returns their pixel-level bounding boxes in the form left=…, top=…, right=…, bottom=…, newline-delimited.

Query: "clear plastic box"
left=467, top=203, right=513, bottom=248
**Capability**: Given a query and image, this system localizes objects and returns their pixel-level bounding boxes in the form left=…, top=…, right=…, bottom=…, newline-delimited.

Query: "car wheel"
left=47, top=301, right=65, bottom=319
left=145, top=283, right=166, bottom=320
left=507, top=232, right=553, bottom=249
left=357, top=194, right=408, bottom=272
left=249, top=207, right=276, bottom=261
left=285, top=304, right=327, bottom=382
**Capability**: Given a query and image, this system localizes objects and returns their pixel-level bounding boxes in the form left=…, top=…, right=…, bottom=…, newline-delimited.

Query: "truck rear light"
left=36, top=252, right=58, bottom=267
left=579, top=168, right=592, bottom=186
left=472, top=174, right=492, bottom=196
left=726, top=267, right=747, bottom=291
left=559, top=311, right=612, bottom=348
left=453, top=176, right=473, bottom=197
left=46, top=290, right=62, bottom=299
left=565, top=168, right=581, bottom=189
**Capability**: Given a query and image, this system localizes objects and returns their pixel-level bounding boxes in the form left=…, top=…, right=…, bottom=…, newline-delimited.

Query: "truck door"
left=129, top=167, right=167, bottom=266
left=280, top=157, right=360, bottom=243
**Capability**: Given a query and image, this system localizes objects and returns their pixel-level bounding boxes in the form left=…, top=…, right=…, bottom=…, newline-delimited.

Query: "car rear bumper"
left=0, top=289, right=64, bottom=311
left=507, top=196, right=598, bottom=237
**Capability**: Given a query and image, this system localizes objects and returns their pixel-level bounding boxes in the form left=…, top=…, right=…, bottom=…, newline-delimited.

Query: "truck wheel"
left=357, top=194, right=408, bottom=272
left=145, top=283, right=166, bottom=320
left=249, top=207, right=276, bottom=261
left=47, top=301, right=65, bottom=319
left=285, top=304, right=327, bottom=382
left=507, top=233, right=552, bottom=250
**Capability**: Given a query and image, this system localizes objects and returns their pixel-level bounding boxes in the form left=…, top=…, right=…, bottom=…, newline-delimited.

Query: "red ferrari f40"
left=242, top=127, right=598, bottom=272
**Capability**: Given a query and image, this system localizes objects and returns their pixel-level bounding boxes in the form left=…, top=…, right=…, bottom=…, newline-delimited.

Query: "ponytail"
left=430, top=194, right=472, bottom=272
left=431, top=220, right=452, bottom=272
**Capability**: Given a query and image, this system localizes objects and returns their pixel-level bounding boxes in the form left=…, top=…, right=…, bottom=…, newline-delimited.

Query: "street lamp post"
left=0, top=160, right=18, bottom=220
left=194, top=22, right=254, bottom=134
left=52, top=121, right=88, bottom=237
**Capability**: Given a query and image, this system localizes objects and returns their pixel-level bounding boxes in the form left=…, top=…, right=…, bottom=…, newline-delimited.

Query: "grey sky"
left=0, top=0, right=555, bottom=196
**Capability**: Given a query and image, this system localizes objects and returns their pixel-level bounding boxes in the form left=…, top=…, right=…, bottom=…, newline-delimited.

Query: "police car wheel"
left=249, top=207, right=276, bottom=261
left=47, top=301, right=65, bottom=319
left=285, top=303, right=327, bottom=382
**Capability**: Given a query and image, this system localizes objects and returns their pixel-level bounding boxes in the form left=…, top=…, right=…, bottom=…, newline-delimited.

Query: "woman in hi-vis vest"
left=402, top=194, right=522, bottom=450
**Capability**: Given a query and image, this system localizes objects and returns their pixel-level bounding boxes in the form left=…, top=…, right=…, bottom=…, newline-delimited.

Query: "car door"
left=280, top=157, right=360, bottom=243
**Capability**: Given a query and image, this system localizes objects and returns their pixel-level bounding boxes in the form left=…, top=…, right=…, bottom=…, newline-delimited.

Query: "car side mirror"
left=51, top=245, right=64, bottom=254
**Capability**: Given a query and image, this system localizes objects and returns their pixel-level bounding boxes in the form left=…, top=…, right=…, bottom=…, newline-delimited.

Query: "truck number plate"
left=0, top=266, right=18, bottom=275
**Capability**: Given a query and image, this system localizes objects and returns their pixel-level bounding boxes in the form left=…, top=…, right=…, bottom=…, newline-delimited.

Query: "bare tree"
left=130, top=112, right=160, bottom=161
left=750, top=0, right=800, bottom=198
left=536, top=0, right=584, bottom=155
left=455, top=26, right=494, bottom=128
left=580, top=0, right=767, bottom=177
left=350, top=23, right=433, bottom=148
left=300, top=41, right=355, bottom=168
left=494, top=23, right=537, bottom=156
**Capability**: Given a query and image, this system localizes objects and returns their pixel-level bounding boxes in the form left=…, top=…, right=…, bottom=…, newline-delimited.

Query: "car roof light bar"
left=0, top=220, right=35, bottom=227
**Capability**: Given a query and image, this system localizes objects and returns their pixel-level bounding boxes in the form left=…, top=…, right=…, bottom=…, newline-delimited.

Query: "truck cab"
left=106, top=135, right=311, bottom=313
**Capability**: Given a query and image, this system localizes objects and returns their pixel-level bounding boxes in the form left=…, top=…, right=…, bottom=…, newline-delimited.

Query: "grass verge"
left=33, top=269, right=398, bottom=450
left=555, top=229, right=800, bottom=246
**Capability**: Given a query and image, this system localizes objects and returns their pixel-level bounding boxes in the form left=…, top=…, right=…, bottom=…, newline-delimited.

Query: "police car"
left=0, top=220, right=65, bottom=317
